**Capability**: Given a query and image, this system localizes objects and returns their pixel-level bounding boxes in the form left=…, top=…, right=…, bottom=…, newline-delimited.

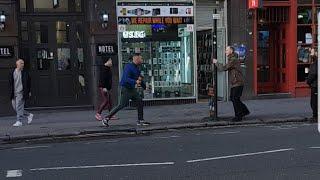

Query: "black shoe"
left=231, top=117, right=242, bottom=122
left=242, top=111, right=250, bottom=117
left=137, top=120, right=150, bottom=126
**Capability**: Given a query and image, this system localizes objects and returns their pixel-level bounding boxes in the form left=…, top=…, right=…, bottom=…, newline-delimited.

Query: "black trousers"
left=311, top=87, right=318, bottom=118
left=108, top=87, right=144, bottom=121
left=230, top=86, right=250, bottom=118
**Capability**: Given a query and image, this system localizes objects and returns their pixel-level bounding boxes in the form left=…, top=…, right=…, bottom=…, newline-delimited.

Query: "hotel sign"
left=0, top=46, right=14, bottom=58
left=96, top=44, right=117, bottom=56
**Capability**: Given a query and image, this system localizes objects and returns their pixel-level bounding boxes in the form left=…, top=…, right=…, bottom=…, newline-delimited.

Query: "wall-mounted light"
left=0, top=11, right=6, bottom=31
left=101, top=11, right=109, bottom=29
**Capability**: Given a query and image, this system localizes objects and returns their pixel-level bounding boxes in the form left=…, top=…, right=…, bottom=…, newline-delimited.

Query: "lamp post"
left=101, top=12, right=109, bottom=29
left=0, top=11, right=6, bottom=31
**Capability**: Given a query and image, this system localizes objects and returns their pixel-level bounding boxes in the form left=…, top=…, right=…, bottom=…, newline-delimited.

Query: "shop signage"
left=96, top=44, right=117, bottom=56
left=0, top=46, right=14, bottom=58
left=248, top=0, right=263, bottom=9
left=118, top=17, right=194, bottom=25
left=123, top=31, right=146, bottom=39
left=117, top=5, right=193, bottom=17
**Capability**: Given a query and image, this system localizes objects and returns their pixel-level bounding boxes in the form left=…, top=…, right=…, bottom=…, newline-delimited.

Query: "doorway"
left=20, top=19, right=89, bottom=107
left=257, top=24, right=288, bottom=94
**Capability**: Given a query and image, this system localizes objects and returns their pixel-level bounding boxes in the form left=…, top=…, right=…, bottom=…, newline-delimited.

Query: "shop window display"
left=119, top=24, right=195, bottom=99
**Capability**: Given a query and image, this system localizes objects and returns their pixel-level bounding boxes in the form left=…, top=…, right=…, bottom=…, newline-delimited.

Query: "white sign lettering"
left=98, top=46, right=114, bottom=53
left=0, top=48, right=10, bottom=56
left=123, top=31, right=146, bottom=39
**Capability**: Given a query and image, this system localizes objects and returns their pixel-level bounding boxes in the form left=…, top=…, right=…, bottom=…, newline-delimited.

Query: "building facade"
left=228, top=0, right=318, bottom=98
left=0, top=0, right=228, bottom=116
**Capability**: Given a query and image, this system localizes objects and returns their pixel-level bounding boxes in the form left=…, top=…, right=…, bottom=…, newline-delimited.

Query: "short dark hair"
left=227, top=46, right=235, bottom=52
left=133, top=53, right=141, bottom=57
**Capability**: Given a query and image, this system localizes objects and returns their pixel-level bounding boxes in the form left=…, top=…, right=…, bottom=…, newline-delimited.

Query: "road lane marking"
left=30, top=162, right=175, bottom=171
left=186, top=148, right=294, bottom=163
left=212, top=131, right=240, bottom=135
left=271, top=127, right=298, bottom=131
left=309, top=146, right=320, bottom=149
left=84, top=140, right=119, bottom=145
left=6, top=170, right=22, bottom=178
left=12, top=146, right=50, bottom=150
left=154, top=135, right=180, bottom=139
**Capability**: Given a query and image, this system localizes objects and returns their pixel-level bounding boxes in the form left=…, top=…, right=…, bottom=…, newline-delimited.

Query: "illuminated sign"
left=118, top=17, right=194, bottom=25
left=96, top=43, right=117, bottom=56
left=248, top=0, right=262, bottom=9
left=0, top=46, right=14, bottom=58
left=123, top=31, right=146, bottom=38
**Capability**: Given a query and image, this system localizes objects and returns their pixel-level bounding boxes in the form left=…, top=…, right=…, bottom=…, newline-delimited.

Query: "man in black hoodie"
left=9, top=59, right=33, bottom=127
left=306, top=48, right=318, bottom=122
left=95, top=56, right=118, bottom=121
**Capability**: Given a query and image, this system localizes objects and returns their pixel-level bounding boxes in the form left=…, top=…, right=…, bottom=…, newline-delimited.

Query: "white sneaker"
left=27, top=113, right=33, bottom=124
left=13, top=121, right=23, bottom=127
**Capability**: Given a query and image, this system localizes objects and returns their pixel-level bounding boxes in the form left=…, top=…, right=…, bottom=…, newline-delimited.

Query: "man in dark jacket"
left=306, top=48, right=318, bottom=122
left=103, top=53, right=149, bottom=126
left=213, top=46, right=250, bottom=122
left=95, top=56, right=118, bottom=121
left=9, top=59, right=33, bottom=127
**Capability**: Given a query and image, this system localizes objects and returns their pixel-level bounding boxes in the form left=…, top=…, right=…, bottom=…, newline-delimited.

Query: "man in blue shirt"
left=103, top=53, right=149, bottom=126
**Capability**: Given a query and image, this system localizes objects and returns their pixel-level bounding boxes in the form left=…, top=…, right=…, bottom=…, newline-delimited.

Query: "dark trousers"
left=108, top=87, right=143, bottom=121
left=230, top=86, right=249, bottom=118
left=97, top=88, right=112, bottom=114
left=311, top=87, right=318, bottom=118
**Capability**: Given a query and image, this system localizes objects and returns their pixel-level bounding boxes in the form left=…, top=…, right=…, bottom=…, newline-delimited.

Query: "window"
left=56, top=21, right=70, bottom=44
left=34, top=0, right=68, bottom=12
left=35, top=22, right=48, bottom=44
left=75, top=0, right=82, bottom=12
left=75, top=21, right=83, bottom=44
left=297, top=1, right=319, bottom=82
left=57, top=48, right=71, bottom=70
left=21, top=21, right=28, bottom=42
left=20, top=0, right=26, bottom=12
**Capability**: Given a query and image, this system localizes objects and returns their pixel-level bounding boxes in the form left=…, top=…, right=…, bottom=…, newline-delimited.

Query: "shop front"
left=116, top=0, right=197, bottom=104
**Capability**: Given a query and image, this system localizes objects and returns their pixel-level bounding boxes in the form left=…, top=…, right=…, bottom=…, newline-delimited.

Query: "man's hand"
left=212, top=59, right=218, bottom=64
left=102, top=88, right=108, bottom=93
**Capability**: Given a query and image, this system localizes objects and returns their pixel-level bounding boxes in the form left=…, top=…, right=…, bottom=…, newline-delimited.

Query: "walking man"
left=212, top=46, right=250, bottom=122
left=95, top=56, right=118, bottom=121
left=102, top=53, right=150, bottom=126
left=9, top=59, right=33, bottom=127
left=307, top=48, right=318, bottom=122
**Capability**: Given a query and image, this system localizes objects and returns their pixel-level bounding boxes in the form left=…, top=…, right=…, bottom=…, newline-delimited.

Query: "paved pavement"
left=1, top=123, right=319, bottom=179
left=0, top=98, right=312, bottom=143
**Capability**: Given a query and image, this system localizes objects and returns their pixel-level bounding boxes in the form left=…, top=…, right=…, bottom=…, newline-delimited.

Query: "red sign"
left=248, top=0, right=259, bottom=9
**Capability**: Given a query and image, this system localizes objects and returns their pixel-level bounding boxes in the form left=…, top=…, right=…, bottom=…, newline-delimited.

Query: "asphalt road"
left=1, top=123, right=320, bottom=180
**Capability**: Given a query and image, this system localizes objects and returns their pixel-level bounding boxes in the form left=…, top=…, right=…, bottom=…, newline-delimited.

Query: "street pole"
left=212, top=9, right=218, bottom=121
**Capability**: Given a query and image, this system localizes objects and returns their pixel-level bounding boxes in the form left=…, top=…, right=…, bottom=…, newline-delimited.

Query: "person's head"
left=225, top=46, right=235, bottom=57
left=103, top=56, right=112, bottom=67
left=16, top=59, right=25, bottom=70
left=132, top=53, right=143, bottom=65
left=310, top=48, right=318, bottom=56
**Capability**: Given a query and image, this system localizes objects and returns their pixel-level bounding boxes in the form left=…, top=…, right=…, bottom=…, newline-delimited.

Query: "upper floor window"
left=34, top=0, right=68, bottom=12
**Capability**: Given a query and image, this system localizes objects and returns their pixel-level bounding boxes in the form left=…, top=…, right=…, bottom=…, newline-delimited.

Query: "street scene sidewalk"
left=0, top=98, right=311, bottom=143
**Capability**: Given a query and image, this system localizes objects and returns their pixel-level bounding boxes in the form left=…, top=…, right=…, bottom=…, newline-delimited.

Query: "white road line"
left=309, top=146, right=320, bottom=149
left=212, top=131, right=240, bottom=135
left=30, top=162, right=175, bottom=171
left=187, top=148, right=294, bottom=163
left=271, top=127, right=298, bottom=131
left=84, top=140, right=119, bottom=145
left=154, top=135, right=180, bottom=139
left=12, top=146, right=50, bottom=150
left=6, top=170, right=23, bottom=178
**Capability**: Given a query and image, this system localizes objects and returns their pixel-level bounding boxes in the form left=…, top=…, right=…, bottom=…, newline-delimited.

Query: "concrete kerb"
left=0, top=116, right=310, bottom=145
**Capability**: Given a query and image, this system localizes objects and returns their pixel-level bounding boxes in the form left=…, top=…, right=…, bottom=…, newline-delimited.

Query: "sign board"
left=0, top=46, right=14, bottom=58
left=118, top=17, right=194, bottom=25
left=96, top=44, right=117, bottom=56
left=212, top=14, right=220, bottom=20
left=248, top=0, right=263, bottom=9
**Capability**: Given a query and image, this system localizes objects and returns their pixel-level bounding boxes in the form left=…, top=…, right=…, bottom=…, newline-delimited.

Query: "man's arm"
left=214, top=60, right=236, bottom=72
left=122, top=64, right=137, bottom=87
left=307, top=64, right=316, bottom=86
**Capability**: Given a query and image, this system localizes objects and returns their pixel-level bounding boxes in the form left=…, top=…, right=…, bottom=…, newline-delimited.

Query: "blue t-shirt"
left=120, top=63, right=141, bottom=89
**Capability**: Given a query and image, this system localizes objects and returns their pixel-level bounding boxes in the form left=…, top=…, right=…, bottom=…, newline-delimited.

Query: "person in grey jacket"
left=306, top=48, right=318, bottom=122
left=213, top=46, right=250, bottom=122
left=9, top=59, right=33, bottom=127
